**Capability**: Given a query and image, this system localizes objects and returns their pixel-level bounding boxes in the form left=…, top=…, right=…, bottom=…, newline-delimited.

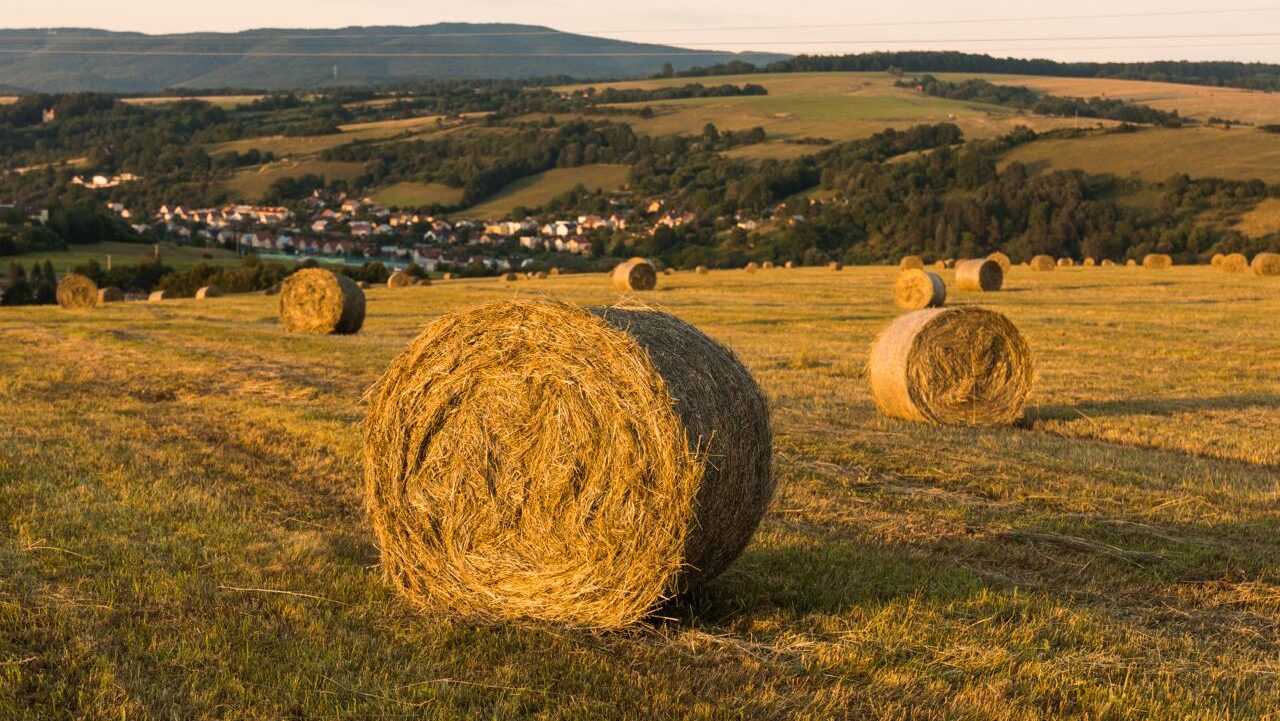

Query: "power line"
left=3, top=6, right=1279, bottom=42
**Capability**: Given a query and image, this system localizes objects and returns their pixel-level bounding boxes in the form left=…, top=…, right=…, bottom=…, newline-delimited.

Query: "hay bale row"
left=1030, top=255, right=1056, bottom=271
left=56, top=274, right=98, bottom=309
left=279, top=268, right=366, bottom=335
left=894, top=269, right=946, bottom=310
left=1220, top=253, right=1249, bottom=273
left=612, top=259, right=657, bottom=291
left=363, top=299, right=774, bottom=627
left=955, top=258, right=1003, bottom=292
left=1253, top=253, right=1280, bottom=276
left=900, top=255, right=924, bottom=271
left=1143, top=254, right=1173, bottom=270
left=868, top=307, right=1033, bottom=427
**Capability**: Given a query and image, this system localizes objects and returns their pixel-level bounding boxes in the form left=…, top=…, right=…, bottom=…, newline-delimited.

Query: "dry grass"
left=1232, top=198, right=1280, bottom=238
left=2, top=266, right=1280, bottom=718
left=363, top=299, right=772, bottom=627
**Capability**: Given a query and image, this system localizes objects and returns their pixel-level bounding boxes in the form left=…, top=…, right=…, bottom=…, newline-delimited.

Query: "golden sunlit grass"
left=1, top=266, right=1278, bottom=718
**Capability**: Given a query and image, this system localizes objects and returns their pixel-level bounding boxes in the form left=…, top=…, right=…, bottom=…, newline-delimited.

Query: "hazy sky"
left=5, top=0, right=1280, bottom=62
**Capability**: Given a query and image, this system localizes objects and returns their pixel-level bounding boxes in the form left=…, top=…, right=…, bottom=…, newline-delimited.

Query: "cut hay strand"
left=612, top=259, right=657, bottom=291
left=894, top=270, right=946, bottom=310
left=1253, top=252, right=1280, bottom=276
left=387, top=271, right=413, bottom=288
left=195, top=285, right=223, bottom=299
left=1143, top=254, right=1173, bottom=270
left=1220, top=253, right=1249, bottom=273
left=955, top=259, right=1003, bottom=292
left=148, top=290, right=169, bottom=302
left=55, top=274, right=98, bottom=309
left=363, top=299, right=773, bottom=628
left=868, top=307, right=1033, bottom=427
left=1057, top=258, right=1075, bottom=267
left=1211, top=253, right=1226, bottom=267
left=986, top=252, right=1011, bottom=273
left=97, top=287, right=124, bottom=304
left=1030, top=255, right=1056, bottom=271
left=829, top=261, right=844, bottom=271
left=278, top=268, right=366, bottom=335
left=899, top=255, right=924, bottom=271
left=745, top=262, right=759, bottom=273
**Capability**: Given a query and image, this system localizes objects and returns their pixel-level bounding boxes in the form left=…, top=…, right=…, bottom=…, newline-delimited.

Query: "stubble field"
left=1, top=265, right=1278, bottom=719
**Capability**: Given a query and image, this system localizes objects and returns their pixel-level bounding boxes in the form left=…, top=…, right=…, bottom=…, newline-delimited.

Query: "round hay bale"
left=986, top=252, right=1012, bottom=273
left=195, top=285, right=223, bottom=299
left=533, top=271, right=548, bottom=280
left=1100, top=259, right=1116, bottom=267
left=933, top=260, right=947, bottom=270
left=415, top=277, right=433, bottom=286
left=829, top=261, right=844, bottom=271
left=1057, top=257, right=1074, bottom=267
left=1252, top=252, right=1280, bottom=276
left=500, top=272, right=519, bottom=283
left=955, top=258, right=1003, bottom=292
left=441, top=272, right=454, bottom=281
left=56, top=274, right=98, bottom=309
left=943, top=259, right=957, bottom=269
left=387, top=271, right=413, bottom=288
left=612, top=259, right=657, bottom=291
left=1029, top=255, right=1056, bottom=271
left=894, top=270, right=946, bottom=310
left=1210, top=253, right=1225, bottom=267
left=97, top=286, right=125, bottom=304
left=762, top=261, right=774, bottom=270
left=1126, top=259, right=1138, bottom=267
left=662, top=268, right=675, bottom=276
left=745, top=262, right=759, bottom=273
left=695, top=265, right=709, bottom=274
left=900, top=255, right=925, bottom=271
left=148, top=290, right=169, bottom=302
left=363, top=299, right=773, bottom=627
left=868, top=307, right=1033, bottom=427
left=278, top=268, right=366, bottom=335
left=356, top=280, right=371, bottom=289
left=549, top=267, right=561, bottom=276
left=784, top=260, right=795, bottom=269
left=1143, top=253, right=1173, bottom=270
left=1083, top=257, right=1096, bottom=267
left=1220, top=253, right=1249, bottom=273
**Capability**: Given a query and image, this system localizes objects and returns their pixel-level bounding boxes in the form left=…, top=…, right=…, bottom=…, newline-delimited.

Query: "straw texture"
left=1253, top=253, right=1280, bottom=276
left=612, top=259, right=657, bottom=291
left=955, top=259, right=1003, bottom=292
left=388, top=271, right=413, bottom=288
left=56, top=274, right=98, bottom=308
left=1220, top=253, right=1249, bottom=273
left=278, top=268, right=366, bottom=335
left=986, top=252, right=1011, bottom=273
left=894, top=270, right=946, bottom=309
left=900, top=255, right=924, bottom=271
left=196, top=285, right=223, bottom=299
left=1143, top=254, right=1173, bottom=269
left=1030, top=255, right=1056, bottom=271
left=97, top=287, right=125, bottom=303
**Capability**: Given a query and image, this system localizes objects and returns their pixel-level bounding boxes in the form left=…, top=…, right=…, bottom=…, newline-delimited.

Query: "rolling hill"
left=0, top=25, right=787, bottom=93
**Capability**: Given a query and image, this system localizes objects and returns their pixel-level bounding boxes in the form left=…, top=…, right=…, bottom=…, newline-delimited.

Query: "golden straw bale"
left=1211, top=253, right=1225, bottom=267
left=955, top=259, right=1003, bottom=292
left=1252, top=253, right=1280, bottom=276
left=762, top=261, right=774, bottom=269
left=986, top=252, right=1011, bottom=273
left=387, top=271, right=413, bottom=288
left=894, top=270, right=946, bottom=310
left=1143, top=254, right=1173, bottom=270
left=56, top=274, right=98, bottom=308
left=1030, top=255, right=1056, bottom=271
left=195, top=285, right=222, bottom=299
left=829, top=261, right=844, bottom=271
left=1057, top=258, right=1074, bottom=267
left=745, top=262, right=759, bottom=273
left=695, top=265, right=709, bottom=274
left=500, top=272, right=519, bottom=282
left=148, top=290, right=169, bottom=301
left=1083, top=257, right=1096, bottom=267
left=868, top=307, right=1033, bottom=427
left=97, top=286, right=125, bottom=303
left=900, top=255, right=925, bottom=271
left=612, top=259, right=658, bottom=291
left=363, top=299, right=773, bottom=627
left=278, top=268, right=366, bottom=335
left=1220, top=253, right=1249, bottom=273
left=1126, top=259, right=1137, bottom=267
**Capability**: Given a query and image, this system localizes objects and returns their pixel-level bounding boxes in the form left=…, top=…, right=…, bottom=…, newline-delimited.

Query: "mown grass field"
left=2, top=265, right=1278, bottom=719
left=456, top=164, right=631, bottom=219
left=5, top=240, right=241, bottom=275
left=370, top=181, right=466, bottom=208
left=225, top=160, right=368, bottom=202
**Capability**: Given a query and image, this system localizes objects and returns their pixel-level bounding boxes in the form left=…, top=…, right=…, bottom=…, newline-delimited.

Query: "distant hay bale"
left=278, top=268, right=366, bottom=335
left=762, top=261, right=774, bottom=270
left=415, top=277, right=433, bottom=286
left=363, top=299, right=774, bottom=627
left=900, top=255, right=925, bottom=271
left=500, top=272, right=519, bottom=282
left=612, top=259, right=658, bottom=291
left=894, top=270, right=946, bottom=310
left=549, top=267, right=561, bottom=276
left=1143, top=254, right=1173, bottom=270
left=1253, top=253, right=1280, bottom=276
left=784, top=260, right=795, bottom=269
left=356, top=280, right=370, bottom=289
left=868, top=307, right=1033, bottom=426
left=1030, top=255, right=1056, bottom=271
left=97, top=286, right=124, bottom=304
left=829, top=261, right=844, bottom=271
left=1083, top=257, right=1096, bottom=267
left=148, top=290, right=169, bottom=301
left=533, top=271, right=548, bottom=280
left=1057, top=257, right=1074, bottom=267
left=955, top=258, right=1003, bottom=292
left=387, top=271, right=413, bottom=288
left=1126, top=259, right=1137, bottom=267
left=695, top=265, right=709, bottom=274
left=56, top=273, right=98, bottom=309
left=745, top=262, right=759, bottom=273
left=663, top=268, right=675, bottom=275
left=1220, top=253, right=1249, bottom=273
left=1100, top=259, right=1116, bottom=267
left=933, top=260, right=946, bottom=270
left=1211, top=253, right=1225, bottom=267
left=986, top=252, right=1011, bottom=273
left=944, top=259, right=956, bottom=269
left=195, top=285, right=223, bottom=299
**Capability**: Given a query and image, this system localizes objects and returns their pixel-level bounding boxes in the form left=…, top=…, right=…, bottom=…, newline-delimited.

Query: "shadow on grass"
left=1024, top=393, right=1280, bottom=422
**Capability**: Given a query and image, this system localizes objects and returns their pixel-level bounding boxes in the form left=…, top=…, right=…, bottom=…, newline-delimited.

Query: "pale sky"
left=5, top=0, right=1280, bottom=63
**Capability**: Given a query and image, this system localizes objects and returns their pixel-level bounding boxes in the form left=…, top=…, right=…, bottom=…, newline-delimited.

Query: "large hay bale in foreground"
left=894, top=270, right=946, bottom=310
left=1220, top=253, right=1249, bottom=273
left=279, top=268, right=366, bottom=335
left=612, top=259, right=657, bottom=291
left=56, top=274, right=98, bottom=309
left=1030, top=255, right=1056, bottom=271
left=868, top=307, right=1032, bottom=426
left=900, top=255, right=924, bottom=271
left=363, top=299, right=774, bottom=627
left=1253, top=253, right=1280, bottom=276
left=148, top=290, right=169, bottom=301
left=955, top=259, right=1003, bottom=292
left=986, top=252, right=1011, bottom=273
left=97, top=286, right=125, bottom=304
left=1143, top=254, right=1173, bottom=270
left=195, top=285, right=223, bottom=299
left=387, top=271, right=413, bottom=288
